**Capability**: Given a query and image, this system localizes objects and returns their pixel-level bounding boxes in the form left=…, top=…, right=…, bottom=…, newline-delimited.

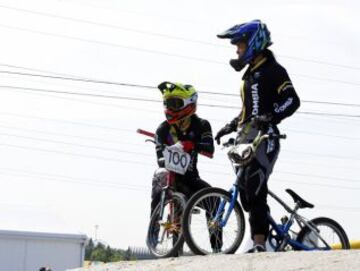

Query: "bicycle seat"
left=285, top=189, right=314, bottom=209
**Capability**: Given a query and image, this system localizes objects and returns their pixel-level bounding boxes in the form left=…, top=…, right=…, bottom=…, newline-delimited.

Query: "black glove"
left=215, top=124, right=235, bottom=145
left=252, top=114, right=274, bottom=129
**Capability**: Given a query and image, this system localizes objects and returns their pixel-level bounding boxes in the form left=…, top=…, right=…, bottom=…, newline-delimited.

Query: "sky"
left=0, top=0, right=359, bottom=250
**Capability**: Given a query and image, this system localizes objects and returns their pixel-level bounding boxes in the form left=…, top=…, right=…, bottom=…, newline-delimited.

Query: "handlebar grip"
left=137, top=129, right=155, bottom=138
left=222, top=138, right=235, bottom=147
left=269, top=134, right=287, bottom=140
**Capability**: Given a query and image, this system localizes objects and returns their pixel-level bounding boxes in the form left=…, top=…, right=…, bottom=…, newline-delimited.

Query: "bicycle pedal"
left=191, top=208, right=201, bottom=214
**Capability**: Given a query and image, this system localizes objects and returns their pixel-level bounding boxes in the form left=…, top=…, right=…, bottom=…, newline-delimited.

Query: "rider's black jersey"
left=154, top=114, right=214, bottom=179
left=230, top=49, right=300, bottom=129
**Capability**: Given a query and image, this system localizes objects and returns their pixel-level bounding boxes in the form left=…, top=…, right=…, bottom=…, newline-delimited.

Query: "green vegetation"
left=85, top=239, right=130, bottom=262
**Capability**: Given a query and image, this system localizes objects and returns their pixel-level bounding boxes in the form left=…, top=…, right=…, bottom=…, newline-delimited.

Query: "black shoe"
left=212, top=247, right=222, bottom=253
left=246, top=244, right=266, bottom=253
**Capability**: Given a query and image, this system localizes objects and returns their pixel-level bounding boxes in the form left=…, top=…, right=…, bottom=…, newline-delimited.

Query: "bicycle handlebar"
left=137, top=128, right=213, bottom=158
left=137, top=129, right=155, bottom=138
left=222, top=133, right=286, bottom=148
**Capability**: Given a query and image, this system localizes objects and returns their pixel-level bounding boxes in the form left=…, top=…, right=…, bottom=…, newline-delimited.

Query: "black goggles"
left=163, top=98, right=185, bottom=111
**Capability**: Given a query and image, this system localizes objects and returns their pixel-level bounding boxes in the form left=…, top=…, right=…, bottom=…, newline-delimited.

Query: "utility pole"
left=94, top=224, right=99, bottom=241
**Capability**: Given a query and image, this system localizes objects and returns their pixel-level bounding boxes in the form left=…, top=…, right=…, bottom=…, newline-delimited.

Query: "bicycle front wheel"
left=182, top=187, right=245, bottom=255
left=296, top=217, right=350, bottom=250
left=146, top=192, right=186, bottom=258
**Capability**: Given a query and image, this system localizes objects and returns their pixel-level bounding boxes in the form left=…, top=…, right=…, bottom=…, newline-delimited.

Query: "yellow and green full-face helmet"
left=158, top=81, right=198, bottom=124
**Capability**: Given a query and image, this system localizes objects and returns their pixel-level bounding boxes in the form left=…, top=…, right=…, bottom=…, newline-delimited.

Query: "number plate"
left=163, top=145, right=191, bottom=175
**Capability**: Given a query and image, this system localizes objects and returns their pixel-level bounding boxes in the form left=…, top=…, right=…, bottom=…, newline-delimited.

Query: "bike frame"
left=267, top=190, right=332, bottom=251
left=137, top=127, right=212, bottom=223
left=214, top=167, right=242, bottom=227
left=212, top=130, right=332, bottom=252
left=137, top=129, right=179, bottom=243
left=214, top=182, right=331, bottom=251
left=159, top=171, right=177, bottom=219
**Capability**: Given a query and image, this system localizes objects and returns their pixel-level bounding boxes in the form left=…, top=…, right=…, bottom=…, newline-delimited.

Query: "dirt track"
left=70, top=250, right=360, bottom=271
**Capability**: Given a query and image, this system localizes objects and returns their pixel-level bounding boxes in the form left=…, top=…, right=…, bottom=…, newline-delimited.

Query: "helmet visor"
left=164, top=97, right=185, bottom=111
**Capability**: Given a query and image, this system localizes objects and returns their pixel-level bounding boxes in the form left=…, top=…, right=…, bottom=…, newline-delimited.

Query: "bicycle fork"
left=158, top=172, right=180, bottom=243
left=214, top=169, right=243, bottom=227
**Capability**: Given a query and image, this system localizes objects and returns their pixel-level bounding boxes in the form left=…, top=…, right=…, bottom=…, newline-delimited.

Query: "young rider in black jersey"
left=216, top=20, right=300, bottom=253
left=151, top=81, right=222, bottom=251
left=151, top=81, right=215, bottom=214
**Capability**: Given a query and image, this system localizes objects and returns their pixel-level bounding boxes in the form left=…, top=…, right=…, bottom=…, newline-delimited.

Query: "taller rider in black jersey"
left=215, top=20, right=300, bottom=253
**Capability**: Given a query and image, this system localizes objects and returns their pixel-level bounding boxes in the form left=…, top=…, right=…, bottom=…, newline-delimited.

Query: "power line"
left=0, top=84, right=239, bottom=109
left=0, top=111, right=137, bottom=133
left=294, top=111, right=360, bottom=118
left=1, top=69, right=360, bottom=108
left=0, top=142, right=227, bottom=177
left=316, top=204, right=360, bottom=213
left=1, top=4, right=359, bottom=71
left=0, top=123, right=358, bottom=170
left=277, top=128, right=360, bottom=141
left=273, top=178, right=360, bottom=191
left=2, top=81, right=359, bottom=127
left=298, top=100, right=360, bottom=108
left=0, top=81, right=163, bottom=113
left=0, top=131, right=358, bottom=181
left=284, top=149, right=360, bottom=161
left=0, top=169, right=148, bottom=192
left=0, top=132, right=154, bottom=157
left=0, top=150, right=360, bottom=190
left=0, top=143, right=359, bottom=192
left=293, top=112, right=360, bottom=124
left=0, top=97, right=357, bottom=143
left=292, top=73, right=360, bottom=87
left=2, top=167, right=360, bottom=206
left=2, top=168, right=359, bottom=211
left=0, top=140, right=222, bottom=176
left=0, top=131, right=350, bottom=170
left=1, top=23, right=360, bottom=87
left=0, top=70, right=155, bottom=89
left=275, top=54, right=360, bottom=71
left=1, top=84, right=360, bottom=118
left=0, top=123, right=144, bottom=146
left=0, top=62, right=83, bottom=77
left=0, top=23, right=225, bottom=65
left=0, top=142, right=156, bottom=165
left=0, top=4, right=221, bottom=48
left=276, top=156, right=359, bottom=171
left=275, top=170, right=359, bottom=184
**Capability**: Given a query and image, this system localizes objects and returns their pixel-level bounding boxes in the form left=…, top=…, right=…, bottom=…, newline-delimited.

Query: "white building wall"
left=0, top=238, right=26, bottom=270
left=0, top=230, right=87, bottom=271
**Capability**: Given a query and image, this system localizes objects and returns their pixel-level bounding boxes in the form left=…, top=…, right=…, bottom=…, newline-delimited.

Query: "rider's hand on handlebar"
left=181, top=141, right=195, bottom=153
left=215, top=124, right=235, bottom=145
left=173, top=141, right=195, bottom=153
left=252, top=114, right=274, bottom=129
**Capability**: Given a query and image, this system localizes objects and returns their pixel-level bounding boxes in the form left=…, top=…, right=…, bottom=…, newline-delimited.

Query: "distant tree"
left=90, top=245, right=107, bottom=262
left=85, top=239, right=125, bottom=262
left=85, top=238, right=94, bottom=259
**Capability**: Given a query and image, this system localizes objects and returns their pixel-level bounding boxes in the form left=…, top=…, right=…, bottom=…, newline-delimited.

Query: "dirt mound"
left=70, top=250, right=360, bottom=271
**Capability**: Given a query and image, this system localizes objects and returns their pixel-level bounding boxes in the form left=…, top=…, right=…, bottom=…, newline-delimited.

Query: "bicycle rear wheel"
left=146, top=192, right=186, bottom=258
left=182, top=187, right=245, bottom=255
left=296, top=217, right=350, bottom=250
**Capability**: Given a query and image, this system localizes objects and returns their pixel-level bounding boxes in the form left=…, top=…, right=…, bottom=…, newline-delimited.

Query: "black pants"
left=239, top=137, right=280, bottom=240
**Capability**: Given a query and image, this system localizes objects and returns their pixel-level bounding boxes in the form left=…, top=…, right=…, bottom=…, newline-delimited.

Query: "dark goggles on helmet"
left=163, top=97, right=185, bottom=111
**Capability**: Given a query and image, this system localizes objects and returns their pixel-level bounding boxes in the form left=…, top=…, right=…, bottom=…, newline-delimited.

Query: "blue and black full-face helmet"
left=217, top=20, right=272, bottom=71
